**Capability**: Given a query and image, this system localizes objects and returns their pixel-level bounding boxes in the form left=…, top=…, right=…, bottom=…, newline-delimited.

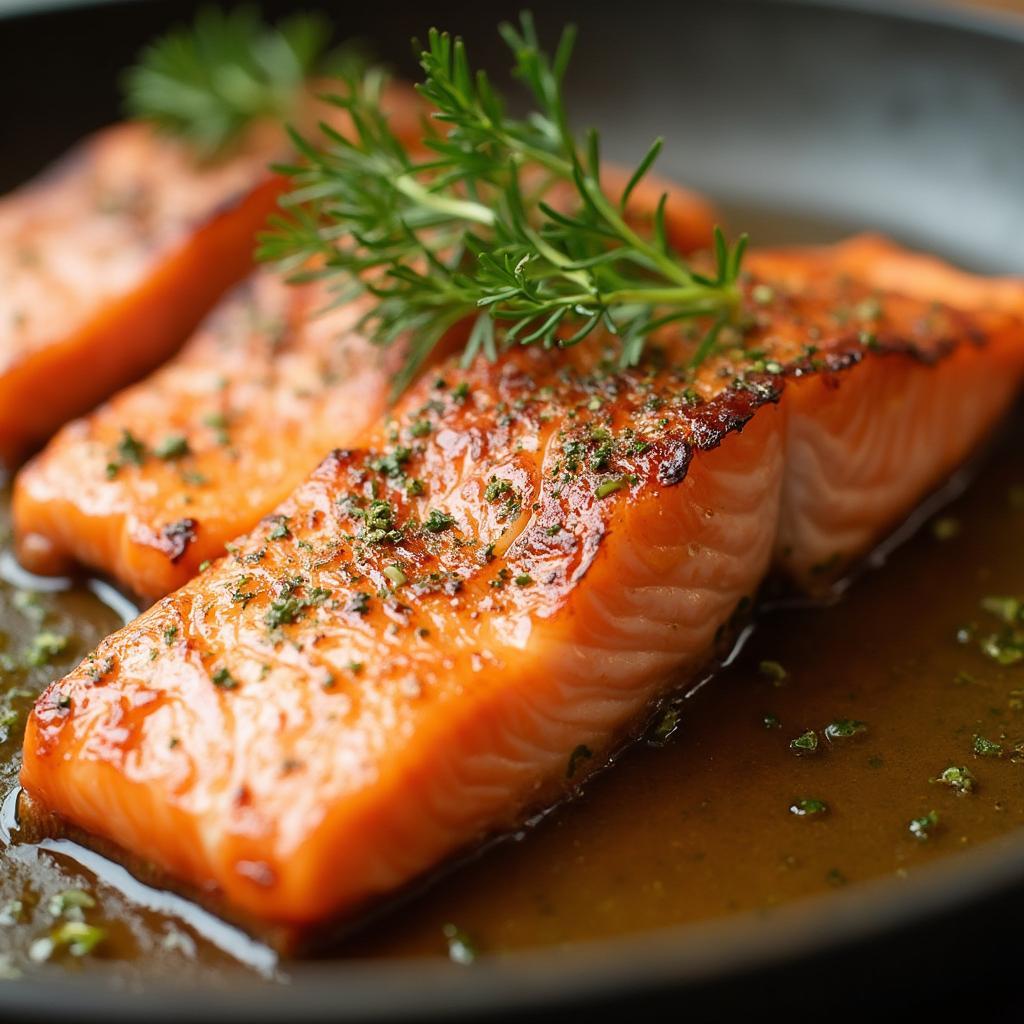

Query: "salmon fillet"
left=753, top=235, right=1024, bottom=585
left=0, top=85, right=423, bottom=469
left=19, top=238, right=1024, bottom=942
left=11, top=174, right=717, bottom=599
left=11, top=274, right=400, bottom=598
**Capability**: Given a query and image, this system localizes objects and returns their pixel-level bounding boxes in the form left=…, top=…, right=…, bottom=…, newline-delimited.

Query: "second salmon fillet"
left=12, top=273, right=401, bottom=598
left=0, top=82, right=423, bottom=470
left=19, top=238, right=1024, bottom=943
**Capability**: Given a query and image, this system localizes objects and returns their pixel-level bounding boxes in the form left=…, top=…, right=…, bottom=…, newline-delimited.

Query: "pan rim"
left=1, top=0, right=1023, bottom=1017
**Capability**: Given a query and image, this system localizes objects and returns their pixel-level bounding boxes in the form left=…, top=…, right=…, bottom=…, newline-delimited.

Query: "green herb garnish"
left=977, top=596, right=1024, bottom=664
left=211, top=666, right=239, bottom=690
left=24, top=631, right=68, bottom=669
left=154, top=434, right=191, bottom=460
left=824, top=719, right=867, bottom=741
left=260, top=13, right=746, bottom=394
left=46, top=889, right=95, bottom=919
left=789, top=730, right=819, bottom=755
left=383, top=565, right=407, bottom=587
left=124, top=8, right=334, bottom=160
left=484, top=478, right=513, bottom=502
left=789, top=798, right=828, bottom=817
left=264, top=595, right=304, bottom=630
left=933, top=765, right=975, bottom=795
left=758, top=659, right=787, bottom=685
left=980, top=595, right=1022, bottom=625
left=595, top=478, right=628, bottom=500
left=107, top=428, right=147, bottom=477
left=29, top=922, right=105, bottom=962
left=268, top=516, right=292, bottom=541
left=422, top=509, right=456, bottom=533
left=908, top=810, right=940, bottom=841
left=356, top=499, right=403, bottom=544
left=973, top=734, right=1004, bottom=759
left=369, top=447, right=412, bottom=479
left=648, top=705, right=681, bottom=746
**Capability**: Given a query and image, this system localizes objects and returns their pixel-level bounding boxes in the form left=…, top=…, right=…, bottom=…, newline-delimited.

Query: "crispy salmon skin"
left=19, top=238, right=1024, bottom=938
left=11, top=173, right=717, bottom=598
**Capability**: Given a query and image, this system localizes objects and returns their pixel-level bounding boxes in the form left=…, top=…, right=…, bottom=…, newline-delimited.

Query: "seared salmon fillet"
left=11, top=274, right=400, bottom=599
left=751, top=235, right=1024, bottom=585
left=11, top=174, right=717, bottom=598
left=0, top=121, right=284, bottom=468
left=0, top=86, right=423, bottom=469
left=19, top=239, right=1024, bottom=941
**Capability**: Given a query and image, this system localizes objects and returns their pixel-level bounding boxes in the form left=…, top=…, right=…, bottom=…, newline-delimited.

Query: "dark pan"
left=1, top=0, right=1023, bottom=1019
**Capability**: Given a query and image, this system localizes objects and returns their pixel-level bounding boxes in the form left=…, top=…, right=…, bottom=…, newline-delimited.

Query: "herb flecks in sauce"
left=824, top=719, right=867, bottom=741
left=441, top=923, right=477, bottom=966
left=934, top=766, right=975, bottom=795
left=789, top=798, right=829, bottom=817
left=908, top=810, right=940, bottom=842
left=759, top=660, right=787, bottom=685
left=789, top=730, right=819, bottom=755
left=973, top=734, right=1004, bottom=759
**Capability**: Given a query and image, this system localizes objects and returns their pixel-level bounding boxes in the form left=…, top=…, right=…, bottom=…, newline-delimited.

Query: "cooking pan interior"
left=2, top=0, right=1024, bottom=1019
left=5, top=0, right=1024, bottom=271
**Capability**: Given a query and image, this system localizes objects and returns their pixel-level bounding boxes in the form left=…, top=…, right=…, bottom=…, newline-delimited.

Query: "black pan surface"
left=2, top=0, right=1024, bottom=1019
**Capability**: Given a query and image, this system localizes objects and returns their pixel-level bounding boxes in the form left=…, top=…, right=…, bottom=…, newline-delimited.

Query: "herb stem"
left=261, top=13, right=748, bottom=388
left=393, top=174, right=496, bottom=227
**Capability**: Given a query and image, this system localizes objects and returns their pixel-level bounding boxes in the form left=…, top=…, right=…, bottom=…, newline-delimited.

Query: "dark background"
left=4, top=0, right=1024, bottom=271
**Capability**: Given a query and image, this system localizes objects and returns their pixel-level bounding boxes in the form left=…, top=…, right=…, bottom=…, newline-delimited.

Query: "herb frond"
left=259, top=12, right=747, bottom=392
left=123, top=7, right=335, bottom=159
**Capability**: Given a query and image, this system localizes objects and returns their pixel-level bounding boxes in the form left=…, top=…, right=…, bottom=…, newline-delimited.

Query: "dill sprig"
left=123, top=7, right=335, bottom=160
left=259, top=13, right=747, bottom=392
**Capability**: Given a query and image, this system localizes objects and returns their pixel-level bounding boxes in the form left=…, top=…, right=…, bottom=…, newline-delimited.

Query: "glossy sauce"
left=339, top=426, right=1024, bottom=957
left=0, top=214, right=1022, bottom=978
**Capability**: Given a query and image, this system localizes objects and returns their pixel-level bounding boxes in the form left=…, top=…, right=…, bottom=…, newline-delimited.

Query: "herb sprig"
left=259, top=13, right=747, bottom=393
left=123, top=7, right=335, bottom=160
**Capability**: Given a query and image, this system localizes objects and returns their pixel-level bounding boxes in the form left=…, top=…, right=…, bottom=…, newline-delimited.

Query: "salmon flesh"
left=18, top=235, right=1024, bottom=944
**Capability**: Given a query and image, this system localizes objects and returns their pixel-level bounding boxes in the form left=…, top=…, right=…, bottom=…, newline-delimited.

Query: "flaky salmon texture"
left=18, top=235, right=1024, bottom=947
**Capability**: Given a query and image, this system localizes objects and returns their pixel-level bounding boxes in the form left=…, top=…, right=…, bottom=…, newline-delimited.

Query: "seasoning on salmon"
left=10, top=273, right=401, bottom=598
left=0, top=25, right=423, bottom=471
left=19, top=239, right=1024, bottom=945
left=0, top=120, right=286, bottom=468
left=10, top=174, right=718, bottom=599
